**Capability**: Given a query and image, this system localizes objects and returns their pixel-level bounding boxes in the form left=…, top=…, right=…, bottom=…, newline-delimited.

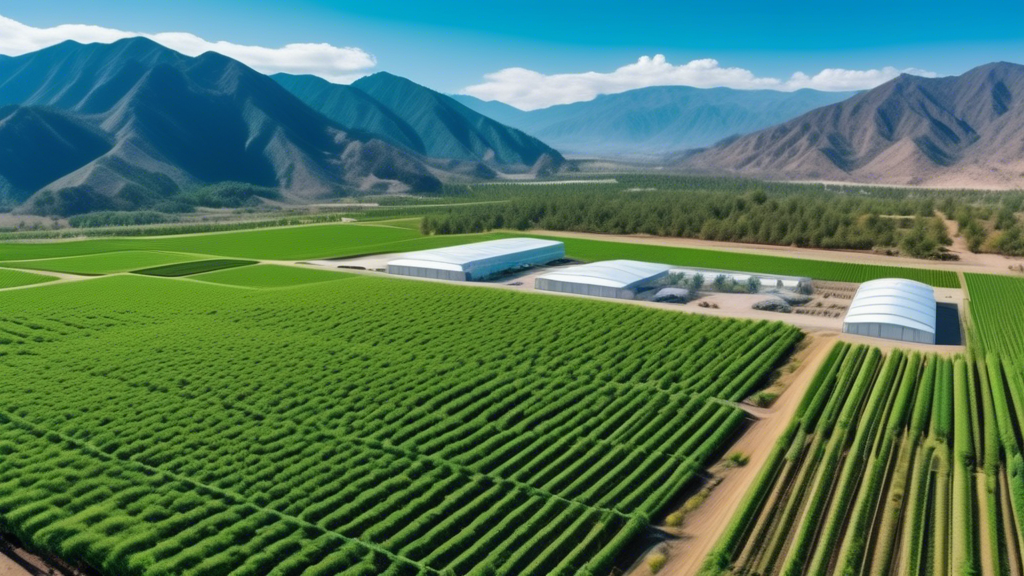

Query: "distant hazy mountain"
left=451, top=86, right=856, bottom=158
left=274, top=72, right=563, bottom=174
left=683, top=63, right=1024, bottom=189
left=0, top=38, right=442, bottom=215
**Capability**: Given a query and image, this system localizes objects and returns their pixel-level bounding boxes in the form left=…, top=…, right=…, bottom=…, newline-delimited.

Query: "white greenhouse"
left=842, top=278, right=937, bottom=344
left=535, top=260, right=671, bottom=300
left=387, top=238, right=564, bottom=281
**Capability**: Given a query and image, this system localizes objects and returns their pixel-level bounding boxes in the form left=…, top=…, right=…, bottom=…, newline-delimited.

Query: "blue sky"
left=3, top=1, right=1023, bottom=109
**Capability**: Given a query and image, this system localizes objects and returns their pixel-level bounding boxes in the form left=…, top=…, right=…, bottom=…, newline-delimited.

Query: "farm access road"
left=627, top=334, right=836, bottom=576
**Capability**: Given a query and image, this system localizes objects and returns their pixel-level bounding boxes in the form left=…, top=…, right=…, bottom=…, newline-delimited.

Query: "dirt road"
left=629, top=334, right=836, bottom=576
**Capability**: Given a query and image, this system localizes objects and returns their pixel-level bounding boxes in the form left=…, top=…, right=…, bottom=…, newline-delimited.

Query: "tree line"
left=420, top=175, right=1024, bottom=259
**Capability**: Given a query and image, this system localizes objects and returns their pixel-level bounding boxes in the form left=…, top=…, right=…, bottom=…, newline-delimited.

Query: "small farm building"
left=387, top=238, right=564, bottom=281
left=535, top=260, right=671, bottom=300
left=843, top=278, right=936, bottom=344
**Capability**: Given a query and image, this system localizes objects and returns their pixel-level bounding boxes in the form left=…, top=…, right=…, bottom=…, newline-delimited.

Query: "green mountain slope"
left=0, top=38, right=442, bottom=215
left=276, top=72, right=563, bottom=173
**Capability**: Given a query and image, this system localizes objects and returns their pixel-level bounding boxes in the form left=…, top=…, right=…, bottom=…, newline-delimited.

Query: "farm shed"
left=535, top=260, right=671, bottom=300
left=387, top=238, right=564, bottom=281
left=843, top=278, right=936, bottom=344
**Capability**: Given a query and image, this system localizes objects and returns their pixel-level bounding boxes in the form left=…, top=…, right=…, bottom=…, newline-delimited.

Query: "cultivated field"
left=0, top=222, right=960, bottom=288
left=192, top=264, right=358, bottom=288
left=0, top=273, right=801, bottom=576
left=134, top=259, right=257, bottom=277
left=966, top=273, right=1024, bottom=362
left=0, top=268, right=56, bottom=289
left=700, top=343, right=1024, bottom=576
left=3, top=251, right=207, bottom=275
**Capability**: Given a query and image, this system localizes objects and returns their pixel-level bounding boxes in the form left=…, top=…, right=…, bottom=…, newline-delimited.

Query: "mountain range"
left=0, top=38, right=562, bottom=215
left=3, top=36, right=1023, bottom=215
left=274, top=72, right=562, bottom=176
left=682, top=62, right=1024, bottom=189
left=452, top=87, right=856, bottom=158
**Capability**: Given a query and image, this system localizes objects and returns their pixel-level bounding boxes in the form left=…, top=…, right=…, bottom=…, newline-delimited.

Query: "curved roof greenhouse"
left=535, top=260, right=671, bottom=299
left=387, top=238, right=564, bottom=281
left=843, top=278, right=937, bottom=344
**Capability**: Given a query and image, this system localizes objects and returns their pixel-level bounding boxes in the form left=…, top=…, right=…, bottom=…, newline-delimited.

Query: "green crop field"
left=0, top=273, right=801, bottom=576
left=193, top=264, right=356, bottom=288
left=0, top=221, right=961, bottom=289
left=0, top=267, right=57, bottom=289
left=966, top=273, right=1024, bottom=362
left=508, top=234, right=961, bottom=288
left=134, top=259, right=258, bottom=277
left=3, top=251, right=208, bottom=275
left=701, top=343, right=1024, bottom=576
left=0, top=224, right=497, bottom=262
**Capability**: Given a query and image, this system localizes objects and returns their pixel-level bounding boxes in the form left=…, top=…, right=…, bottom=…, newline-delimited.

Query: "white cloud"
left=785, top=66, right=937, bottom=91
left=0, top=14, right=376, bottom=83
left=462, top=55, right=937, bottom=110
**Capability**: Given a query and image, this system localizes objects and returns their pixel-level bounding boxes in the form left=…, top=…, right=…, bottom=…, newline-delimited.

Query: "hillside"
left=683, top=62, right=1024, bottom=188
left=0, top=106, right=112, bottom=208
left=0, top=38, right=442, bottom=215
left=452, top=86, right=855, bottom=158
left=275, top=72, right=563, bottom=174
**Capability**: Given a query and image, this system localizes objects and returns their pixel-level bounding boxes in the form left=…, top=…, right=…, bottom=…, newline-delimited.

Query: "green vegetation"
left=699, top=343, right=1024, bottom=576
left=0, top=267, right=57, bottom=289
left=194, top=264, right=356, bottom=288
left=133, top=259, right=258, bottom=277
left=423, top=175, right=1024, bottom=258
left=0, top=273, right=801, bottom=575
left=0, top=223, right=504, bottom=262
left=68, top=210, right=171, bottom=228
left=0, top=219, right=960, bottom=287
left=3, top=251, right=207, bottom=275
left=967, top=273, right=1024, bottom=362
left=510, top=234, right=960, bottom=288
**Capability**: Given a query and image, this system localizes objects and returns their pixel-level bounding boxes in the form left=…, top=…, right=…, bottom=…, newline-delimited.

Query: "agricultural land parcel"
left=192, top=264, right=358, bottom=288
left=0, top=268, right=56, bottom=289
left=0, top=273, right=801, bottom=576
left=701, top=338, right=1024, bottom=576
left=0, top=222, right=959, bottom=288
left=3, top=251, right=208, bottom=275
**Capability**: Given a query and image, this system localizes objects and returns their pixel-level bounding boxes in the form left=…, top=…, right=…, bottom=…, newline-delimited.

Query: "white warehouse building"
left=843, top=278, right=937, bottom=344
left=535, top=260, right=671, bottom=300
left=387, top=238, right=564, bottom=281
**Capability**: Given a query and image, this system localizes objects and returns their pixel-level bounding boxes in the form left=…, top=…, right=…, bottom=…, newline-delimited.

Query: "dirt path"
left=532, top=229, right=1024, bottom=277
left=0, top=557, right=31, bottom=576
left=630, top=334, right=837, bottom=576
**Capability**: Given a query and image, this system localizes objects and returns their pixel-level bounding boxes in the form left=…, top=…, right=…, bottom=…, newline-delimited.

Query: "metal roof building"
left=387, top=238, right=564, bottom=281
left=535, top=260, right=671, bottom=300
left=843, top=278, right=937, bottom=344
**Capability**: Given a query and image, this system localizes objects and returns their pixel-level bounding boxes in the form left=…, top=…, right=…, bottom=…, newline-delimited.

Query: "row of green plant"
left=700, top=341, right=1024, bottom=576
left=0, top=273, right=802, bottom=575
left=133, top=259, right=257, bottom=278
